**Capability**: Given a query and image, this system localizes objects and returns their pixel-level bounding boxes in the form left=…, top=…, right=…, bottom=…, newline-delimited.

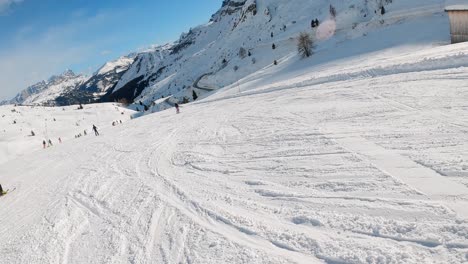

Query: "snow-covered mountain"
left=8, top=80, right=48, bottom=105
left=57, top=56, right=135, bottom=105
left=111, top=0, right=446, bottom=108
left=6, top=0, right=441, bottom=108
left=4, top=56, right=134, bottom=106
left=7, top=70, right=88, bottom=106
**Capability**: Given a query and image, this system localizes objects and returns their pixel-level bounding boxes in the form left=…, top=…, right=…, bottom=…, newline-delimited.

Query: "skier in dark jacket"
left=43, top=140, right=47, bottom=149
left=93, top=125, right=99, bottom=136
left=0, top=184, right=4, bottom=196
left=175, top=103, right=180, bottom=114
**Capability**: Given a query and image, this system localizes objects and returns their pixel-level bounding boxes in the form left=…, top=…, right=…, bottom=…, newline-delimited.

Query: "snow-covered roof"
left=445, top=5, right=468, bottom=11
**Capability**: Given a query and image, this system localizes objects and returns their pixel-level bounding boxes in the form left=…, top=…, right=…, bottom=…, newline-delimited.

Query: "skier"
left=0, top=184, right=3, bottom=196
left=48, top=139, right=53, bottom=147
left=175, top=103, right=180, bottom=114
left=84, top=130, right=87, bottom=136
left=92, top=125, right=99, bottom=136
left=43, top=140, right=46, bottom=149
left=58, top=137, right=62, bottom=143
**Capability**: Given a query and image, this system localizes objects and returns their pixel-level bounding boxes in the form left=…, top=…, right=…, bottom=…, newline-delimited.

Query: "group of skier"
left=111, top=120, right=123, bottom=126
left=42, top=139, right=58, bottom=148
left=42, top=125, right=100, bottom=148
left=37, top=100, right=183, bottom=151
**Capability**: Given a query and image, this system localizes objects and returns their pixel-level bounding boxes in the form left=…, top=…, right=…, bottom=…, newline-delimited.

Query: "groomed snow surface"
left=1, top=40, right=468, bottom=263
left=0, top=104, right=136, bottom=165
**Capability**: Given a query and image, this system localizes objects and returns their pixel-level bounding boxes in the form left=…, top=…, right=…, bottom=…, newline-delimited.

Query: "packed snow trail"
left=1, top=55, right=468, bottom=263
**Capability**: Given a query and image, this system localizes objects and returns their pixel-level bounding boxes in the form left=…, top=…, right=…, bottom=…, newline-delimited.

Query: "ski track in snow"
left=2, top=61, right=468, bottom=262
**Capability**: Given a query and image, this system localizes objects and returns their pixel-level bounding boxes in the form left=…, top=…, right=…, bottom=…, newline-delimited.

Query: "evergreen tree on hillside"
left=297, top=32, right=314, bottom=58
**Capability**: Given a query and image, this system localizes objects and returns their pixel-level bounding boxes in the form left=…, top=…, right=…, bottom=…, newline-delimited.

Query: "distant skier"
left=84, top=130, right=87, bottom=136
left=175, top=103, right=180, bottom=114
left=92, top=125, right=99, bottom=136
left=58, top=137, right=62, bottom=143
left=48, top=139, right=53, bottom=147
left=43, top=140, right=46, bottom=149
left=31, top=130, right=35, bottom=136
left=0, top=184, right=3, bottom=196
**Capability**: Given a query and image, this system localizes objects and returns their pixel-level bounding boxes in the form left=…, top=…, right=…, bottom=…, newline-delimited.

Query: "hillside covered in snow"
left=4, top=0, right=453, bottom=109
left=1, top=0, right=468, bottom=263
left=1, top=40, right=468, bottom=262
left=107, top=0, right=451, bottom=109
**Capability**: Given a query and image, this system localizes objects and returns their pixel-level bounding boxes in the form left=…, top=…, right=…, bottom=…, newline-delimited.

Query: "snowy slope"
left=111, top=0, right=449, bottom=109
left=1, top=38, right=468, bottom=263
left=0, top=103, right=136, bottom=165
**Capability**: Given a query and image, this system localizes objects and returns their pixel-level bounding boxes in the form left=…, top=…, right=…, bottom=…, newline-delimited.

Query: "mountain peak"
left=62, top=69, right=76, bottom=77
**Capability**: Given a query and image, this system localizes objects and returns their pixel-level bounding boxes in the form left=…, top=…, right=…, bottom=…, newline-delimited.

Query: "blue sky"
left=0, top=0, right=221, bottom=100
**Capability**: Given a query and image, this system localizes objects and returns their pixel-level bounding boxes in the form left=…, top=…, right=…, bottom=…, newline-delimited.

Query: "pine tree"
left=297, top=32, right=313, bottom=58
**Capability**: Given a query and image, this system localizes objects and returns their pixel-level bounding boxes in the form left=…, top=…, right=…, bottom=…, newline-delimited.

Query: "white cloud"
left=0, top=0, right=23, bottom=14
left=0, top=9, right=130, bottom=100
